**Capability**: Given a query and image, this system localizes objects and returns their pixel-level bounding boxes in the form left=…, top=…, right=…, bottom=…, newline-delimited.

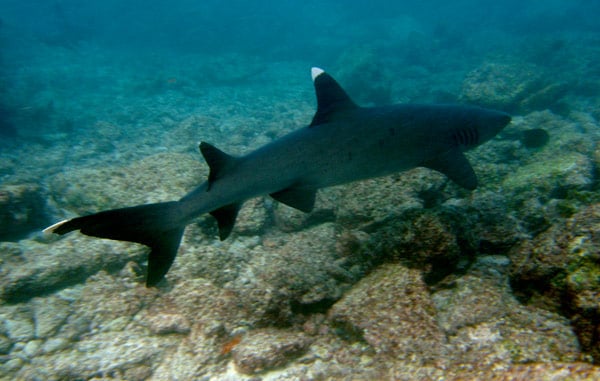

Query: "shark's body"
left=45, top=68, right=511, bottom=286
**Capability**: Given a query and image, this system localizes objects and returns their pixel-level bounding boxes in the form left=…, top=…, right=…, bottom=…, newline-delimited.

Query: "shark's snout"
left=496, top=112, right=512, bottom=128
left=482, top=109, right=511, bottom=137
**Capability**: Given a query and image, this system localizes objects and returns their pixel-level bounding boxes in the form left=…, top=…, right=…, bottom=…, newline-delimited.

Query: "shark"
left=44, top=67, right=511, bottom=286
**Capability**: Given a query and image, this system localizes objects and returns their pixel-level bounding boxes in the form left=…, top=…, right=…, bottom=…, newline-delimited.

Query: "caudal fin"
left=44, top=201, right=185, bottom=286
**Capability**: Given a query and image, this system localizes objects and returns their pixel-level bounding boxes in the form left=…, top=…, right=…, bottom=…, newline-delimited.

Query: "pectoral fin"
left=270, top=186, right=316, bottom=213
left=423, top=149, right=478, bottom=190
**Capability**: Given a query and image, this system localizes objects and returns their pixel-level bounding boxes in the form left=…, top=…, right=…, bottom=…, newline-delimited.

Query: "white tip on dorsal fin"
left=311, top=67, right=325, bottom=81
left=43, top=219, right=70, bottom=234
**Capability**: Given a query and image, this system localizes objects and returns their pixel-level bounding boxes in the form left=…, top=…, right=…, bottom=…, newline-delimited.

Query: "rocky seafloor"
left=2, top=44, right=600, bottom=379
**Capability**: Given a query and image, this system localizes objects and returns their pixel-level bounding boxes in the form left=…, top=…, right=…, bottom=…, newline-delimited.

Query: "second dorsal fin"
left=310, top=67, right=358, bottom=127
left=199, top=142, right=238, bottom=190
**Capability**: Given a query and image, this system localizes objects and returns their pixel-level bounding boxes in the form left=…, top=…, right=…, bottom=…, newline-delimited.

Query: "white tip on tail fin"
left=43, top=219, right=70, bottom=234
left=311, top=67, right=325, bottom=81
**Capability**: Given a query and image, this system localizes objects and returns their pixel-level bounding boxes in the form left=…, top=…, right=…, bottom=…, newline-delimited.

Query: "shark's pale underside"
left=45, top=67, right=511, bottom=286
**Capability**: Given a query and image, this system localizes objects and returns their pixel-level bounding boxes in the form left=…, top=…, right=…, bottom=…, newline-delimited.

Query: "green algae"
left=503, top=152, right=591, bottom=193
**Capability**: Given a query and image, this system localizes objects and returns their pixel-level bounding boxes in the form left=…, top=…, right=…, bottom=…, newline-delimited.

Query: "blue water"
left=1, top=0, right=598, bottom=148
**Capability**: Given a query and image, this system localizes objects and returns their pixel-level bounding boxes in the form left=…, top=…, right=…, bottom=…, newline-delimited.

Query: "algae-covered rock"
left=434, top=273, right=515, bottom=335
left=336, top=168, right=449, bottom=225
left=499, top=111, right=596, bottom=227
left=0, top=305, right=35, bottom=342
left=453, top=362, right=600, bottom=381
left=460, top=61, right=544, bottom=112
left=503, top=151, right=593, bottom=196
left=435, top=270, right=580, bottom=366
left=17, top=331, right=164, bottom=381
left=335, top=45, right=393, bottom=105
left=31, top=296, right=71, bottom=338
left=328, top=263, right=445, bottom=362
left=0, top=235, right=146, bottom=303
left=232, top=328, right=312, bottom=374
left=48, top=152, right=201, bottom=215
left=509, top=203, right=600, bottom=361
left=232, top=197, right=268, bottom=237
left=175, top=221, right=368, bottom=327
left=141, top=277, right=248, bottom=332
left=144, top=313, right=191, bottom=335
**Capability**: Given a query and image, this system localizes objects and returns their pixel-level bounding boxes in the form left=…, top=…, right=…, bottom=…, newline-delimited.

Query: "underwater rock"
left=594, top=142, right=600, bottom=181
left=40, top=337, right=70, bottom=354
left=359, top=205, right=470, bottom=284
left=15, top=331, right=165, bottom=381
left=336, top=168, right=449, bottom=225
left=0, top=183, right=50, bottom=241
left=212, top=223, right=362, bottom=326
left=31, top=296, right=71, bottom=338
left=171, top=226, right=253, bottom=285
left=272, top=201, right=311, bottom=232
left=0, top=306, right=35, bottom=342
left=465, top=191, right=525, bottom=252
left=71, top=271, right=157, bottom=332
left=328, top=263, right=445, bottom=362
left=509, top=203, right=600, bottom=361
left=434, top=268, right=580, bottom=366
left=9, top=272, right=176, bottom=380
left=48, top=152, right=200, bottom=215
left=232, top=197, right=268, bottom=237
left=460, top=61, right=544, bottom=112
left=0, top=334, right=12, bottom=354
left=231, top=328, right=312, bottom=374
left=433, top=273, right=515, bottom=335
left=519, top=82, right=570, bottom=114
left=502, top=151, right=593, bottom=199
left=335, top=46, right=393, bottom=105
left=0, top=235, right=146, bottom=303
left=455, top=362, right=600, bottom=380
left=499, top=110, right=597, bottom=229
left=143, top=277, right=249, bottom=335
left=145, top=313, right=191, bottom=335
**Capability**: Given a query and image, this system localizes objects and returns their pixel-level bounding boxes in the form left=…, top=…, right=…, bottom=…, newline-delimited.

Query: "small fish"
left=521, top=128, right=550, bottom=148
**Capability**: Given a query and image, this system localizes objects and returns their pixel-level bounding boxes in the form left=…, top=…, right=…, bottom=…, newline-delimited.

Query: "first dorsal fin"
left=310, top=67, right=358, bottom=127
left=200, top=142, right=238, bottom=190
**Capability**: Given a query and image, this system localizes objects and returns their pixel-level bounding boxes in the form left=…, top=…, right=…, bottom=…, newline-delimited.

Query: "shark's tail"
left=44, top=201, right=185, bottom=286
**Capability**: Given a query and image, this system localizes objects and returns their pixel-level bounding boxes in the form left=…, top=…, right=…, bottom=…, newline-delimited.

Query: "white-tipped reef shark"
left=45, top=67, right=511, bottom=286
